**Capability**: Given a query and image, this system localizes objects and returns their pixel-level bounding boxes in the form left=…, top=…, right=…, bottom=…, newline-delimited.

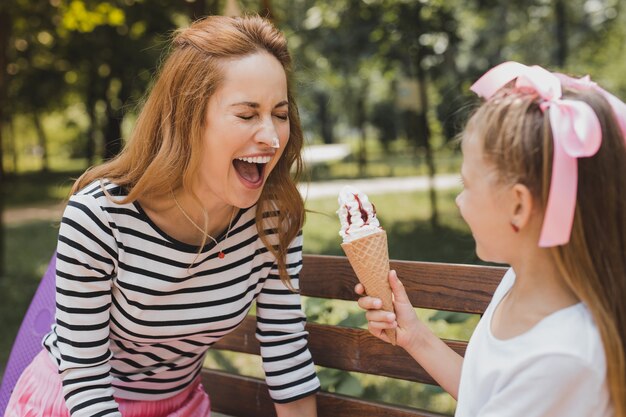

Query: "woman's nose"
left=256, top=120, right=280, bottom=148
left=256, top=133, right=280, bottom=149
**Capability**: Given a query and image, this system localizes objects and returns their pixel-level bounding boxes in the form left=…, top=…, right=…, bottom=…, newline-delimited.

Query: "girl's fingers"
left=365, top=310, right=396, bottom=323
left=368, top=327, right=384, bottom=340
left=368, top=326, right=392, bottom=344
left=354, top=283, right=365, bottom=295
left=357, top=296, right=382, bottom=310
left=367, top=319, right=397, bottom=330
left=389, top=270, right=411, bottom=305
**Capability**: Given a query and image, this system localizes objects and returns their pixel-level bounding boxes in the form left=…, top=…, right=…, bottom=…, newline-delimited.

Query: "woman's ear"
left=510, top=183, right=534, bottom=232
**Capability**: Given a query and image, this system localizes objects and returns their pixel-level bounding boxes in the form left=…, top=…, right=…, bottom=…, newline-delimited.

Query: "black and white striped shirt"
left=43, top=180, right=320, bottom=417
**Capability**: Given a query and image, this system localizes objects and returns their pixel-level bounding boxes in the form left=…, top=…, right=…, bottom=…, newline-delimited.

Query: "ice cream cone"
left=341, top=230, right=396, bottom=345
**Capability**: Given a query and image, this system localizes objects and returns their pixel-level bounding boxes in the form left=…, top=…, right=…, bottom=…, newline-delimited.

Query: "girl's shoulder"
left=533, top=302, right=605, bottom=367
left=489, top=269, right=605, bottom=369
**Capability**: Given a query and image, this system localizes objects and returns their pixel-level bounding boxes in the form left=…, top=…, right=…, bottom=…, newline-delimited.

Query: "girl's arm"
left=357, top=270, right=463, bottom=399
left=275, top=394, right=317, bottom=417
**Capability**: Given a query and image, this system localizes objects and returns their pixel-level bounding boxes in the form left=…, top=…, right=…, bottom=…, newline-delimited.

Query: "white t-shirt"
left=455, top=268, right=612, bottom=417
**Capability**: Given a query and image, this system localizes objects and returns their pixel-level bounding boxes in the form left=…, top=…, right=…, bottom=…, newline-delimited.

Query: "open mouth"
left=232, top=156, right=271, bottom=188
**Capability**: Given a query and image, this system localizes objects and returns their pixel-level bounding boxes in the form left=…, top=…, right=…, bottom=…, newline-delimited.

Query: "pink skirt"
left=5, top=350, right=211, bottom=417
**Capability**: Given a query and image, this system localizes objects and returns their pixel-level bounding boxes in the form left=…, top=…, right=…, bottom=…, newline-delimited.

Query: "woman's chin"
left=231, top=177, right=266, bottom=208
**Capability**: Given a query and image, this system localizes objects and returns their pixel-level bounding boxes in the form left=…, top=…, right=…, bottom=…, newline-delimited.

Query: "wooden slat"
left=202, top=369, right=275, bottom=417
left=212, top=316, right=467, bottom=385
left=201, top=368, right=446, bottom=417
left=301, top=255, right=505, bottom=314
left=306, top=323, right=465, bottom=386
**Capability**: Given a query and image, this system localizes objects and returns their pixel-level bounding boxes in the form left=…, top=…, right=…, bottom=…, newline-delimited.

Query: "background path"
left=3, top=174, right=460, bottom=225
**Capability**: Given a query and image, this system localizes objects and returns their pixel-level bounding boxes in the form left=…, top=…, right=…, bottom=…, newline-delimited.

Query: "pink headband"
left=470, top=61, right=626, bottom=247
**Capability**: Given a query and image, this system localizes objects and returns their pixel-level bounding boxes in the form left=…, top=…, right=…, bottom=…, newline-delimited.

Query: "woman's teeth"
left=236, top=156, right=271, bottom=164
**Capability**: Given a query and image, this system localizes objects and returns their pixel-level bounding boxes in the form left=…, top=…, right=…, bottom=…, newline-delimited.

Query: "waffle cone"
left=341, top=230, right=396, bottom=345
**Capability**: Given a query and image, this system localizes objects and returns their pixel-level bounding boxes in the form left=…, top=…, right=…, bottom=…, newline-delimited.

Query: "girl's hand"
left=355, top=270, right=422, bottom=350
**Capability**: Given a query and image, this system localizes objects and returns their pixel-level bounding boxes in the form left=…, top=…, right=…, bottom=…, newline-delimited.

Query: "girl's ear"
left=510, top=183, right=534, bottom=232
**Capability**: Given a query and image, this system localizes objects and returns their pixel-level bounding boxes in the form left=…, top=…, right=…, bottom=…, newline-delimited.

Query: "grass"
left=0, top=168, right=77, bottom=372
left=0, top=221, right=60, bottom=370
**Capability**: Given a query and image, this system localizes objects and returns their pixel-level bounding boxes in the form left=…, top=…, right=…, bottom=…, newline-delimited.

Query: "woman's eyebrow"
left=230, top=100, right=288, bottom=109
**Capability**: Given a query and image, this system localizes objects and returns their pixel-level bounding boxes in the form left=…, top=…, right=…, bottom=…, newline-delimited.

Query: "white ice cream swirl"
left=337, top=185, right=382, bottom=242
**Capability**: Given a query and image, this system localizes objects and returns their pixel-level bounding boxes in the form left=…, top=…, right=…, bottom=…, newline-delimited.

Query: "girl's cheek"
left=455, top=193, right=469, bottom=223
left=455, top=192, right=463, bottom=209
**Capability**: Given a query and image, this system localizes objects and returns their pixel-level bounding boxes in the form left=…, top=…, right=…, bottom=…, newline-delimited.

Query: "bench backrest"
left=202, top=254, right=506, bottom=417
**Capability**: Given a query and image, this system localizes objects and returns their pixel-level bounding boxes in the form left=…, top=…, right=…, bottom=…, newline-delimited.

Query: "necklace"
left=171, top=192, right=237, bottom=259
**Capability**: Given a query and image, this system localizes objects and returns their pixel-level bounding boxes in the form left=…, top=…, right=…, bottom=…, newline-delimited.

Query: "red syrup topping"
left=354, top=194, right=370, bottom=224
left=343, top=204, right=351, bottom=235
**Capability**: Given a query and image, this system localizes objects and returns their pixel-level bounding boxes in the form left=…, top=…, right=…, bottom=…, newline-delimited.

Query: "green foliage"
left=338, top=310, right=367, bottom=328
left=317, top=368, right=365, bottom=397
left=60, top=0, right=126, bottom=33
left=5, top=0, right=625, bottom=174
left=430, top=311, right=473, bottom=325
left=303, top=296, right=335, bottom=322
left=3, top=0, right=187, bottom=171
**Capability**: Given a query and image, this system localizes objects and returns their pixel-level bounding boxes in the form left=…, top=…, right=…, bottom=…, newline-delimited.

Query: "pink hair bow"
left=554, top=72, right=626, bottom=142
left=470, top=61, right=603, bottom=247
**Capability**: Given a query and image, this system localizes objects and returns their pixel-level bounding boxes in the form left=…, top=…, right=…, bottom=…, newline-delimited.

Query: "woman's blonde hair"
left=466, top=86, right=626, bottom=416
left=71, top=15, right=305, bottom=287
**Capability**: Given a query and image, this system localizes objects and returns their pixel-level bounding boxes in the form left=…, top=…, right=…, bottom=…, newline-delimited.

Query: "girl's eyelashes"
left=237, top=115, right=254, bottom=120
left=458, top=175, right=466, bottom=187
left=274, top=114, right=288, bottom=121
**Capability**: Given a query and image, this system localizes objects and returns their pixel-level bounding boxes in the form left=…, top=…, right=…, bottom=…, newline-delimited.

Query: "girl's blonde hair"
left=71, top=15, right=305, bottom=287
left=466, top=86, right=626, bottom=416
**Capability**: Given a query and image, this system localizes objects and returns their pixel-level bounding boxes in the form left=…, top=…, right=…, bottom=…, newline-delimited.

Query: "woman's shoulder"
left=73, top=179, right=127, bottom=199
left=66, top=179, right=135, bottom=220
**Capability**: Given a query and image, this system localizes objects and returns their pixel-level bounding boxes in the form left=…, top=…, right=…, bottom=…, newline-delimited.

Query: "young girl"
left=357, top=61, right=626, bottom=416
left=6, top=15, right=319, bottom=417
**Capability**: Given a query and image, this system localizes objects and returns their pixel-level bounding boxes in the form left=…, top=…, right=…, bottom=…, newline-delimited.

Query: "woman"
left=6, top=15, right=319, bottom=417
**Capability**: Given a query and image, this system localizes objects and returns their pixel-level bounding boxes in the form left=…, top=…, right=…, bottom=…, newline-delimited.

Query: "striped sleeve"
left=54, top=191, right=121, bottom=417
left=255, top=232, right=320, bottom=403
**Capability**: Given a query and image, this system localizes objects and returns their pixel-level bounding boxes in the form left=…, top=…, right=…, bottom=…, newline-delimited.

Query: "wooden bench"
left=201, top=254, right=506, bottom=417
